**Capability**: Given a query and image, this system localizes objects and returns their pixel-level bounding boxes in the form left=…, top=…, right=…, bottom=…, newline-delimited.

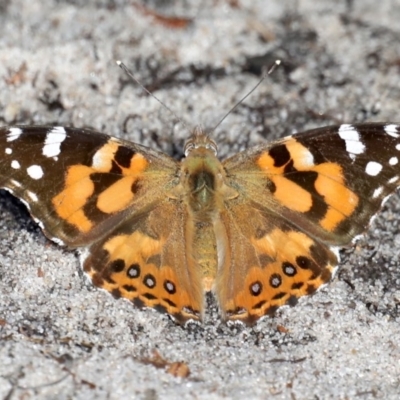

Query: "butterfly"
left=0, top=123, right=399, bottom=325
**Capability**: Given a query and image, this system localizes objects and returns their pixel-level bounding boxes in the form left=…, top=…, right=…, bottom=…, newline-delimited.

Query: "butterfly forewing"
left=224, top=123, right=400, bottom=245
left=289, top=124, right=400, bottom=242
left=0, top=126, right=177, bottom=246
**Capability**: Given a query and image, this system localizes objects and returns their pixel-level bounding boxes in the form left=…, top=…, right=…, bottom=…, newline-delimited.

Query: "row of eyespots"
left=249, top=255, right=317, bottom=297
left=109, top=259, right=176, bottom=294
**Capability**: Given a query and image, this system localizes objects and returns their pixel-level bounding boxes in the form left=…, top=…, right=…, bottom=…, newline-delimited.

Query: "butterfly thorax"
left=182, top=150, right=220, bottom=213
left=180, top=131, right=230, bottom=216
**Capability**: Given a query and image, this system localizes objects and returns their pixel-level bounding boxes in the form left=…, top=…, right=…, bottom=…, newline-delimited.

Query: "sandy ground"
left=0, top=0, right=400, bottom=399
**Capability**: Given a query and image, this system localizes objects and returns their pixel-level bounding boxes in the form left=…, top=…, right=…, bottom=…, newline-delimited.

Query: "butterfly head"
left=178, top=127, right=230, bottom=213
left=184, top=126, right=218, bottom=157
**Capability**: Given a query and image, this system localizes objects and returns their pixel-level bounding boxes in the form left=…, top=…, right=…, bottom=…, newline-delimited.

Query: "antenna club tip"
left=275, top=59, right=281, bottom=65
left=116, top=60, right=122, bottom=66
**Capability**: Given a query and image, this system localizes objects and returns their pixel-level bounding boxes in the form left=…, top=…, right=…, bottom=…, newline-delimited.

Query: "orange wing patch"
left=52, top=141, right=149, bottom=232
left=97, top=177, right=138, bottom=213
left=52, top=165, right=95, bottom=232
left=313, top=163, right=359, bottom=231
left=257, top=138, right=359, bottom=232
left=270, top=175, right=313, bottom=212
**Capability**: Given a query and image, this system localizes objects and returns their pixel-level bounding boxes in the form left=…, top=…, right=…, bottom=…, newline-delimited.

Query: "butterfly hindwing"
left=82, top=199, right=204, bottom=323
left=215, top=203, right=338, bottom=324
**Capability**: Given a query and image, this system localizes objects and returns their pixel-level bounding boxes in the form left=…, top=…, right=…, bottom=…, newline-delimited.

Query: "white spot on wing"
left=92, top=149, right=105, bottom=169
left=49, top=236, right=65, bottom=246
left=384, top=124, right=399, bottom=138
left=330, top=246, right=341, bottom=262
left=351, top=233, right=364, bottom=244
left=5, top=148, right=12, bottom=155
left=78, top=248, right=90, bottom=266
left=302, top=149, right=314, bottom=167
left=34, top=217, right=45, bottom=231
left=11, top=190, right=31, bottom=212
left=42, top=126, right=67, bottom=158
left=381, top=193, right=393, bottom=207
left=338, top=124, right=365, bottom=160
left=26, top=190, right=38, bottom=202
left=389, top=156, right=398, bottom=166
left=184, top=318, right=202, bottom=327
left=372, top=186, right=383, bottom=199
left=2, top=187, right=14, bottom=195
left=11, top=160, right=20, bottom=169
left=388, top=176, right=399, bottom=184
left=27, top=165, right=44, bottom=180
left=7, top=127, right=22, bottom=142
left=365, top=161, right=382, bottom=176
left=10, top=179, right=21, bottom=187
left=328, top=253, right=340, bottom=279
left=396, top=144, right=400, bottom=151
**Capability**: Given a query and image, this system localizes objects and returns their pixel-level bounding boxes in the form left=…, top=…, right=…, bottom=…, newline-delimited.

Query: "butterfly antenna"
left=116, top=60, right=191, bottom=132
left=211, top=59, right=281, bottom=133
